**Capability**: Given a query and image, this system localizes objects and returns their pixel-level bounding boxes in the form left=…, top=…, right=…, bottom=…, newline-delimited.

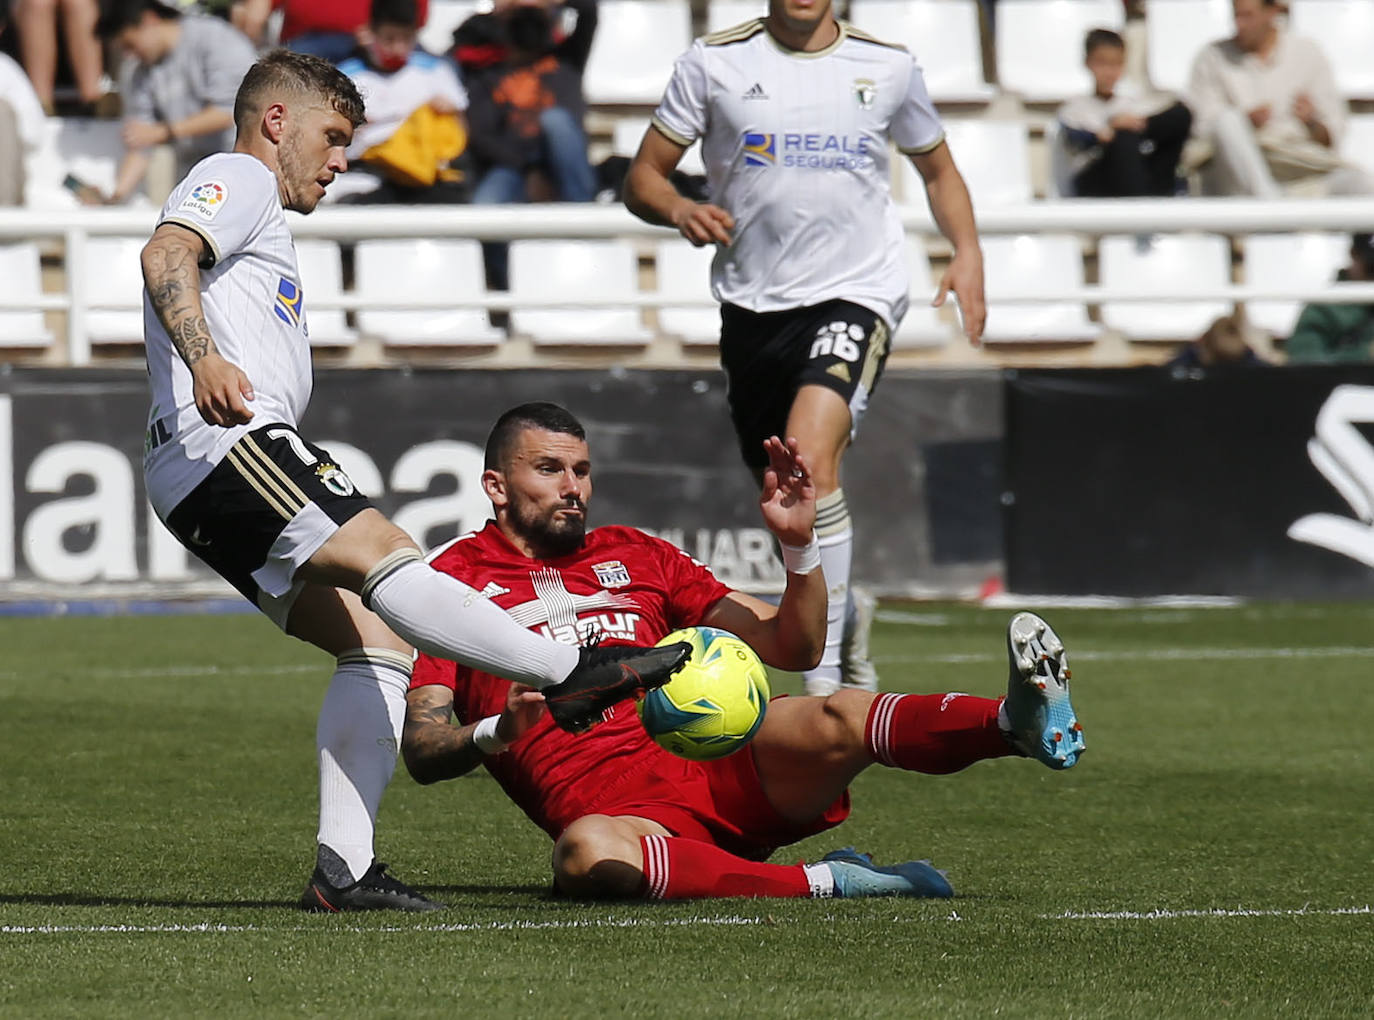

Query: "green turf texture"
left=1, top=603, right=1371, bottom=1018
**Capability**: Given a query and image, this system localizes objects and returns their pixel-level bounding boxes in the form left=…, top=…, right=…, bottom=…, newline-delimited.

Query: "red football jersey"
left=410, top=521, right=733, bottom=838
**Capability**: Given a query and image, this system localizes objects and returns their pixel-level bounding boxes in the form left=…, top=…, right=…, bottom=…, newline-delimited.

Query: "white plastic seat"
left=612, top=116, right=705, bottom=176
left=83, top=237, right=147, bottom=344
left=293, top=240, right=357, bottom=347
left=706, top=1, right=765, bottom=33
left=26, top=116, right=123, bottom=210
left=654, top=240, right=720, bottom=346
left=1145, top=0, right=1231, bottom=95
left=354, top=239, right=504, bottom=346
left=584, top=0, right=692, bottom=105
left=848, top=0, right=996, bottom=103
left=981, top=234, right=1100, bottom=342
left=1340, top=113, right=1374, bottom=180
left=418, top=0, right=481, bottom=56
left=0, top=243, right=54, bottom=347
left=1099, top=233, right=1232, bottom=341
left=509, top=239, right=652, bottom=344
left=1243, top=232, right=1348, bottom=338
left=995, top=0, right=1125, bottom=102
left=893, top=239, right=950, bottom=348
left=1289, top=0, right=1374, bottom=101
left=899, top=120, right=1032, bottom=210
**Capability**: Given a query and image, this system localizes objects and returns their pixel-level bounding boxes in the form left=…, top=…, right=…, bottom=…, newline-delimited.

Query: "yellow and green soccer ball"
left=637, top=626, right=771, bottom=761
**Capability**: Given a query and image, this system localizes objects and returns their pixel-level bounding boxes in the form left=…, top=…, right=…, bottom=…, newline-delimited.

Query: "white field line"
left=1047, top=906, right=1373, bottom=921
left=877, top=646, right=1374, bottom=666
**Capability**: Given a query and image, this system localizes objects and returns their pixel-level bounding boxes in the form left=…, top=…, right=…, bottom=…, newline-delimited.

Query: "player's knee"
left=819, top=689, right=875, bottom=757
left=552, top=816, right=645, bottom=899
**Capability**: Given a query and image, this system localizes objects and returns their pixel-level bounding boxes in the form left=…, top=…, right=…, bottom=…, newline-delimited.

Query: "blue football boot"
left=822, top=848, right=954, bottom=899
left=1003, top=611, right=1085, bottom=769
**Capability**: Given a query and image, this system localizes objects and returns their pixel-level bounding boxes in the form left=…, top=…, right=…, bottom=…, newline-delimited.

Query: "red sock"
left=865, top=692, right=1014, bottom=774
left=639, top=834, right=815, bottom=899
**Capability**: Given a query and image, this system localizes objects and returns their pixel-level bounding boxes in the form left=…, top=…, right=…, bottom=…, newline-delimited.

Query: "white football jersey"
left=651, top=19, right=944, bottom=329
left=143, top=152, right=313, bottom=520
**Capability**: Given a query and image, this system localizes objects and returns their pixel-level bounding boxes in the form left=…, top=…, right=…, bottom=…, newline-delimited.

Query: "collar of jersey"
left=764, top=18, right=847, bottom=60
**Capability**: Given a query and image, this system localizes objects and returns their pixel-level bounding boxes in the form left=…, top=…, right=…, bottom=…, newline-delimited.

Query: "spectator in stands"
left=1186, top=0, right=1371, bottom=197
left=1058, top=29, right=1192, bottom=198
left=332, top=0, right=470, bottom=204
left=277, top=0, right=429, bottom=65
left=93, top=0, right=256, bottom=205
left=0, top=10, right=47, bottom=205
left=1285, top=234, right=1374, bottom=364
left=456, top=0, right=598, bottom=290
left=13, top=0, right=105, bottom=114
left=1168, top=311, right=1263, bottom=371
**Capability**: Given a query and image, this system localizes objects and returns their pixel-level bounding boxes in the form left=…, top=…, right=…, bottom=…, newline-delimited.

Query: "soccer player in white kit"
left=625, top=0, right=986, bottom=696
left=140, top=50, right=689, bottom=912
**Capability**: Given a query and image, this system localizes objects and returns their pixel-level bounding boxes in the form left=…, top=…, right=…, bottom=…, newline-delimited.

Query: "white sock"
left=316, top=649, right=412, bottom=883
left=803, top=490, right=852, bottom=693
left=803, top=862, right=837, bottom=898
left=362, top=551, right=580, bottom=689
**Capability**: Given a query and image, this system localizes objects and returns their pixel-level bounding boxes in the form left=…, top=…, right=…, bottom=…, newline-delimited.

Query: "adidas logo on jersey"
left=742, top=82, right=768, bottom=100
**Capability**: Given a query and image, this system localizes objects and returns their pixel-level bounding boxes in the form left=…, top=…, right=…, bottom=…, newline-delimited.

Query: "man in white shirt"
left=1187, top=0, right=1370, bottom=197
left=625, top=0, right=984, bottom=698
left=140, top=49, right=690, bottom=912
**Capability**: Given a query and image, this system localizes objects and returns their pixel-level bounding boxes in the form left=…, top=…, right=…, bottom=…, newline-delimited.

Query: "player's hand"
left=497, top=683, right=546, bottom=745
left=672, top=200, right=734, bottom=247
left=933, top=247, right=986, bottom=347
left=758, top=435, right=816, bottom=546
left=190, top=353, right=256, bottom=427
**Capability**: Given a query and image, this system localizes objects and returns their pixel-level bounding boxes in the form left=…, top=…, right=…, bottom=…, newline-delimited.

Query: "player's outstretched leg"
left=543, top=641, right=692, bottom=733
left=300, top=848, right=443, bottom=913
left=821, top=848, right=954, bottom=899
left=1001, top=612, right=1085, bottom=769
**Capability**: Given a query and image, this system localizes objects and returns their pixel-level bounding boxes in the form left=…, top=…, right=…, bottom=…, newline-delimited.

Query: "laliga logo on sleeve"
left=1288, top=385, right=1374, bottom=567
left=179, top=180, right=228, bottom=220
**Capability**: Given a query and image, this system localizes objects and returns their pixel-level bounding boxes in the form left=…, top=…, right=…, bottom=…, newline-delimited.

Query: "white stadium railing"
left=4, top=199, right=1374, bottom=365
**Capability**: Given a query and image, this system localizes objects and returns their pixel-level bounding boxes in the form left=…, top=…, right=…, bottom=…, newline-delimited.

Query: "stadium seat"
left=82, top=237, right=147, bottom=344
left=981, top=234, right=1101, bottom=342
left=509, top=239, right=652, bottom=344
left=653, top=240, right=720, bottom=346
left=0, top=243, right=54, bottom=347
left=995, top=0, right=1125, bottom=102
left=1341, top=113, right=1374, bottom=180
left=847, top=0, right=996, bottom=103
left=612, top=116, right=705, bottom=176
left=1145, top=0, right=1231, bottom=95
left=1289, top=0, right=1374, bottom=101
left=354, top=239, right=505, bottom=346
left=899, top=120, right=1032, bottom=210
left=1242, top=232, right=1348, bottom=339
left=584, top=0, right=692, bottom=105
left=293, top=240, right=357, bottom=347
left=706, top=1, right=765, bottom=33
left=893, top=239, right=950, bottom=348
left=1099, top=233, right=1233, bottom=341
left=26, top=117, right=123, bottom=209
left=418, top=0, right=481, bottom=56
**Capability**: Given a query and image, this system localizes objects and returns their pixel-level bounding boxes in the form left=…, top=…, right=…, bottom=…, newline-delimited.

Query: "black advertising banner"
left=0, top=368, right=1002, bottom=600
left=1005, top=367, right=1374, bottom=598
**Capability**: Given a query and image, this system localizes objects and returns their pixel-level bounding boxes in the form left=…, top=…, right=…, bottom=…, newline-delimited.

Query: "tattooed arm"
left=140, top=223, right=256, bottom=427
left=402, top=682, right=546, bottom=785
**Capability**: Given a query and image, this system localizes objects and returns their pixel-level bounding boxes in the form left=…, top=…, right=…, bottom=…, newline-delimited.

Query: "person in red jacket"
left=275, top=0, right=430, bottom=64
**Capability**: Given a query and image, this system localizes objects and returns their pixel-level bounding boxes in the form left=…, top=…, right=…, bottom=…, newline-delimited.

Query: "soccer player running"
left=402, top=403, right=1084, bottom=902
left=624, top=0, right=986, bottom=697
left=139, top=51, right=689, bottom=913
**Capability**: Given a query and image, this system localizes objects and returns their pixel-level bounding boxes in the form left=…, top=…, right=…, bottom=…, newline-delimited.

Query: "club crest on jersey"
left=274, top=277, right=304, bottom=328
left=853, top=78, right=877, bottom=111
left=178, top=179, right=228, bottom=220
left=592, top=561, right=632, bottom=588
left=315, top=461, right=355, bottom=496
left=742, top=132, right=777, bottom=167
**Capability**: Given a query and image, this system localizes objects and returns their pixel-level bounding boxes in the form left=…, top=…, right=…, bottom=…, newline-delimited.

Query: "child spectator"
left=1058, top=28, right=1192, bottom=197
left=333, top=0, right=469, bottom=204
left=1286, top=235, right=1374, bottom=364
left=278, top=0, right=429, bottom=65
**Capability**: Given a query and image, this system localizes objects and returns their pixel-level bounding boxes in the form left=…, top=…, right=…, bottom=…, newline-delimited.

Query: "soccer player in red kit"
left=403, top=403, right=1085, bottom=900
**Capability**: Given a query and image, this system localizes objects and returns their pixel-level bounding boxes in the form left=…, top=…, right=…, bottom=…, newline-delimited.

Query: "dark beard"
left=512, top=500, right=587, bottom=559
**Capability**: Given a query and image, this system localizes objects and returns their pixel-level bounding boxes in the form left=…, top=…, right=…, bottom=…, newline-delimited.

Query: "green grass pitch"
left=1, top=602, right=1371, bottom=1018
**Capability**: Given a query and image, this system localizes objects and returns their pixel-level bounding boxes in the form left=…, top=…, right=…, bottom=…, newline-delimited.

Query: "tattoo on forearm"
left=145, top=238, right=217, bottom=366
left=402, top=699, right=483, bottom=783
